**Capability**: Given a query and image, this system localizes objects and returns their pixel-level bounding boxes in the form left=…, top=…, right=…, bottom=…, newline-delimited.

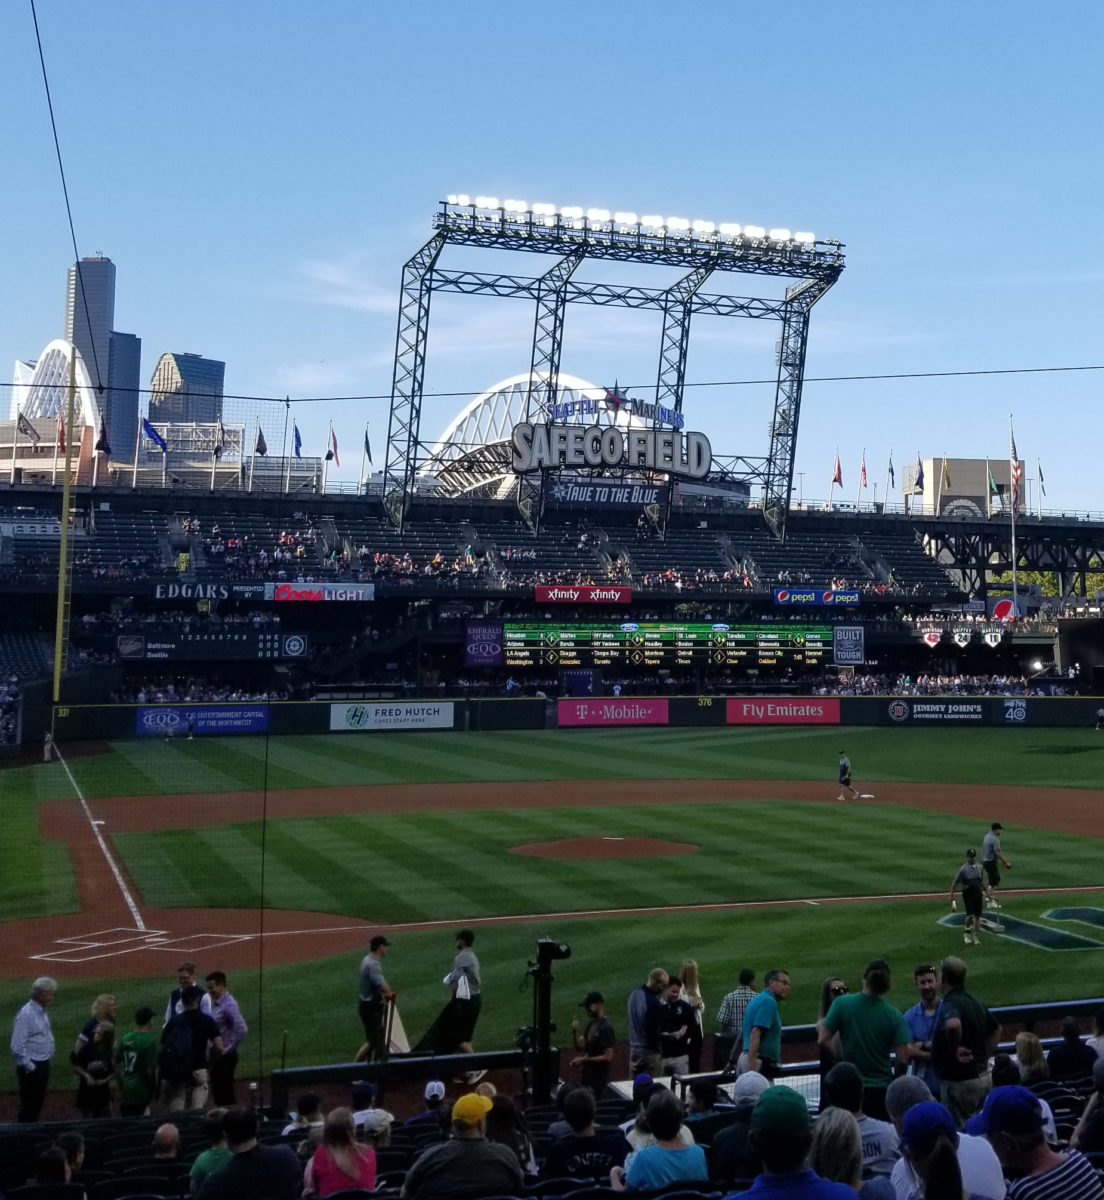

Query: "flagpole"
left=323, top=419, right=332, bottom=492
left=1036, top=458, right=1042, bottom=518
left=210, top=422, right=217, bottom=492
left=9, top=420, right=19, bottom=485
left=359, top=422, right=367, bottom=497
left=828, top=446, right=838, bottom=510
left=162, top=442, right=168, bottom=488
left=132, top=417, right=141, bottom=489
left=248, top=420, right=257, bottom=493
left=92, top=444, right=99, bottom=490
left=936, top=453, right=944, bottom=515
left=883, top=451, right=893, bottom=514
left=52, top=416, right=60, bottom=485
left=1010, top=415, right=1018, bottom=616
left=855, top=449, right=864, bottom=510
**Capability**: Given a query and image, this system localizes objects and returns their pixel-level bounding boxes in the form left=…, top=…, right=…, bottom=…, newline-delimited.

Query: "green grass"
left=3, top=724, right=1104, bottom=1079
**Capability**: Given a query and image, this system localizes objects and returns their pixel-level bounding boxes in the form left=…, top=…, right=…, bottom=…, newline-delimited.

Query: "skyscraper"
left=148, top=352, right=225, bottom=424
left=63, top=256, right=141, bottom=458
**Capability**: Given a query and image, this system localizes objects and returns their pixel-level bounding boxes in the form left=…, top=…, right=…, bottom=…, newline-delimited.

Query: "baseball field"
left=3, top=722, right=1104, bottom=1090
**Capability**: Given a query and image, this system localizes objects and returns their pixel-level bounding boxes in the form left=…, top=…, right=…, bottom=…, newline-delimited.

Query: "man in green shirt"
left=818, top=958, right=910, bottom=1121
left=116, top=1005, right=159, bottom=1116
left=190, top=1109, right=233, bottom=1193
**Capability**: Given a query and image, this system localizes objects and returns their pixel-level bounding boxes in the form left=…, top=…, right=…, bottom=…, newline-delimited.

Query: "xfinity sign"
left=511, top=423, right=711, bottom=479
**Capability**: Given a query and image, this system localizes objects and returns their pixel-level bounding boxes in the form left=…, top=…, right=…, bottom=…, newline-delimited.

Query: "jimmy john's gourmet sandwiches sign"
left=510, top=423, right=712, bottom=480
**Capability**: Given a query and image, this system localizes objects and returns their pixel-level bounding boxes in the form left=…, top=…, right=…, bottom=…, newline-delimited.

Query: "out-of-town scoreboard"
left=504, top=622, right=832, bottom=667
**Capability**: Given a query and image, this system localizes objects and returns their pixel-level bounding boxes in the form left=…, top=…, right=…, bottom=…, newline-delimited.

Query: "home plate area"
left=31, top=926, right=253, bottom=964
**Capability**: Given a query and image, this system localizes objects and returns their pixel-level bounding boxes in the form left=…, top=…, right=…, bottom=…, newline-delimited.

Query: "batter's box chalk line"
left=31, top=927, right=253, bottom=964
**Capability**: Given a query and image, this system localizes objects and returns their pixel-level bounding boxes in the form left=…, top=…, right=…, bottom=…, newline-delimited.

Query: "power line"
left=6, top=360, right=1104, bottom=407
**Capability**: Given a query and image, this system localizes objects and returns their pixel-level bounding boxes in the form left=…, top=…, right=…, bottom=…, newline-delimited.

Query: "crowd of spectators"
left=804, top=673, right=1072, bottom=697
left=112, top=678, right=290, bottom=704
left=0, top=676, right=19, bottom=746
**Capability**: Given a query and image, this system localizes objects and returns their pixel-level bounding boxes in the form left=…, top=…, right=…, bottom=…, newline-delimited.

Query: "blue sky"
left=2, top=0, right=1101, bottom=509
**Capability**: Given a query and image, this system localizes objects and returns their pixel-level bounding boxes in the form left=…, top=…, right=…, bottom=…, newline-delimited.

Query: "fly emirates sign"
left=511, top=423, right=712, bottom=479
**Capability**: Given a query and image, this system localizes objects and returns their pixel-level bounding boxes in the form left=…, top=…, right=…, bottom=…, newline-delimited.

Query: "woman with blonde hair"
left=304, top=1106, right=376, bottom=1196
left=810, top=1107, right=894, bottom=1197
left=679, top=959, right=705, bottom=1073
left=1016, top=1031, right=1049, bottom=1081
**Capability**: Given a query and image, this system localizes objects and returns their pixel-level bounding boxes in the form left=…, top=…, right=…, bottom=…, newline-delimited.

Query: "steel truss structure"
left=923, top=516, right=1104, bottom=597
left=384, top=201, right=844, bottom=534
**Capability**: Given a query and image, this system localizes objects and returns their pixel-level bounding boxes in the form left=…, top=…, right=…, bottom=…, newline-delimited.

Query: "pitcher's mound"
left=512, top=836, right=699, bottom=860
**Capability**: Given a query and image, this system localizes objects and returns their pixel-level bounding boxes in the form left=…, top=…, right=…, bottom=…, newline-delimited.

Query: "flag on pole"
left=213, top=417, right=225, bottom=459
left=325, top=426, right=340, bottom=466
left=17, top=413, right=40, bottom=444
left=293, top=423, right=302, bottom=458
left=859, top=453, right=867, bottom=487
left=95, top=422, right=112, bottom=455
left=364, top=424, right=373, bottom=465
left=1010, top=421, right=1022, bottom=509
left=913, top=453, right=924, bottom=493
left=1038, top=460, right=1045, bottom=497
left=987, top=462, right=1000, bottom=502
left=942, top=456, right=951, bottom=488
left=142, top=417, right=168, bottom=452
left=887, top=453, right=895, bottom=489
left=832, top=451, right=842, bottom=486
left=255, top=426, right=268, bottom=456
left=57, top=413, right=66, bottom=453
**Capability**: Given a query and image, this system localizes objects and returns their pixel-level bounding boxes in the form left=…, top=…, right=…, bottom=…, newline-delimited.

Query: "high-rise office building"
left=148, top=352, right=225, bottom=424
left=63, top=256, right=141, bottom=457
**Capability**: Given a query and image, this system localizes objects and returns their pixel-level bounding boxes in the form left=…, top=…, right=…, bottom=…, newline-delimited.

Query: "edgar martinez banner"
left=464, top=622, right=504, bottom=668
left=535, top=585, right=632, bottom=603
left=773, top=588, right=860, bottom=607
left=264, top=581, right=375, bottom=602
left=511, top=423, right=711, bottom=479
left=547, top=480, right=669, bottom=507
left=330, top=701, right=455, bottom=732
left=135, top=705, right=268, bottom=737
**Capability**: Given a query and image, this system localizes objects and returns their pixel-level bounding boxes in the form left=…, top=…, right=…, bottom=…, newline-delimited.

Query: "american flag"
left=1010, top=421, right=1022, bottom=510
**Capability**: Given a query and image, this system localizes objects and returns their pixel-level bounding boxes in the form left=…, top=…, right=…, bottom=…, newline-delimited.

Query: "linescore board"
left=503, top=622, right=833, bottom=667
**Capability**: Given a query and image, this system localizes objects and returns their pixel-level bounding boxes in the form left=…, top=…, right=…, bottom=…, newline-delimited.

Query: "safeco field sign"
left=330, top=702, right=455, bottom=732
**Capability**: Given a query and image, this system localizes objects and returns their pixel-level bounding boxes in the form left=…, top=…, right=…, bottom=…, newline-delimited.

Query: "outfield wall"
left=49, top=694, right=1100, bottom=740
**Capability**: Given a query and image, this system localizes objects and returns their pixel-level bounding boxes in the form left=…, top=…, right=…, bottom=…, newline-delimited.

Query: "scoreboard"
left=503, top=622, right=832, bottom=668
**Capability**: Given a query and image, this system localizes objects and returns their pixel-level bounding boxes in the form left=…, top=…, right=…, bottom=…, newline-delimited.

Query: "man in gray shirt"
left=356, top=934, right=395, bottom=1062
left=981, top=822, right=1011, bottom=910
left=401, top=1093, right=522, bottom=1200
left=447, top=928, right=482, bottom=1056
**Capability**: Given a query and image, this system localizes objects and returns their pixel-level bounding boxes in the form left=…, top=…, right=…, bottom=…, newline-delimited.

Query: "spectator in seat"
left=1047, top=1015, right=1099, bottom=1085
left=400, top=1092, right=523, bottom=1200
left=304, top=1106, right=376, bottom=1197
left=1071, top=1057, right=1104, bottom=1152
left=821, top=1061, right=899, bottom=1178
left=709, top=1070, right=769, bottom=1182
left=611, top=1090, right=707, bottom=1192
left=483, top=1095, right=537, bottom=1174
left=195, top=1104, right=302, bottom=1200
left=153, top=1122, right=181, bottom=1161
left=404, top=1080, right=450, bottom=1138
left=733, top=1085, right=855, bottom=1198
left=34, top=1146, right=71, bottom=1186
left=809, top=1107, right=894, bottom=1199
left=190, top=1109, right=232, bottom=1193
left=541, top=1085, right=631, bottom=1180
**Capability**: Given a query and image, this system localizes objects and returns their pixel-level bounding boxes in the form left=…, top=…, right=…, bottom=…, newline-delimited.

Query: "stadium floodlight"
left=503, top=199, right=528, bottom=212
left=640, top=214, right=665, bottom=227
left=474, top=196, right=499, bottom=208
left=613, top=211, right=638, bottom=224
left=560, top=205, right=584, bottom=218
left=455, top=194, right=471, bottom=206
left=447, top=194, right=458, bottom=204
left=743, top=224, right=766, bottom=238
left=586, top=208, right=611, bottom=221
left=769, top=228, right=792, bottom=242
left=666, top=217, right=690, bottom=230
left=692, top=220, right=716, bottom=234
left=794, top=231, right=816, bottom=243
left=530, top=202, right=556, bottom=216
left=718, top=222, right=742, bottom=237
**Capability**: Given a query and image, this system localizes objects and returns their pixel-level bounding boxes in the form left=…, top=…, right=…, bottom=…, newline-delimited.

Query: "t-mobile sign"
left=464, top=622, right=504, bottom=667
left=558, top=698, right=669, bottom=726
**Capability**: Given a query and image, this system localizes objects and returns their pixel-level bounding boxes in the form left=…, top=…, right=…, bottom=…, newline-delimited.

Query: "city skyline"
left=1, top=2, right=1102, bottom=510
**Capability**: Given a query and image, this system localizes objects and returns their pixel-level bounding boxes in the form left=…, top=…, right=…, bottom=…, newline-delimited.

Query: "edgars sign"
left=511, top=423, right=711, bottom=479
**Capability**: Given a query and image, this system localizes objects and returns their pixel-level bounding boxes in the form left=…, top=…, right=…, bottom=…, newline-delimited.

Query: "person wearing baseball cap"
left=951, top=849, right=986, bottom=946
left=897, top=1101, right=968, bottom=1198
left=742, top=1085, right=855, bottom=1197
left=400, top=1090, right=523, bottom=1200
left=355, top=935, right=395, bottom=1064
left=403, top=1080, right=450, bottom=1137
left=968, top=1084, right=1104, bottom=1198
left=981, top=822, right=1011, bottom=910
left=571, top=990, right=615, bottom=1099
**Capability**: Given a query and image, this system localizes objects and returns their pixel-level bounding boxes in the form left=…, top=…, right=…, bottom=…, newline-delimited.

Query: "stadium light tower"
left=384, top=199, right=844, bottom=537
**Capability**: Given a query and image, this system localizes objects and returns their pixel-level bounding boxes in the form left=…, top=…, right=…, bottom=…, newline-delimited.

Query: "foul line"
left=253, top=883, right=1104, bottom=938
left=53, top=744, right=146, bottom=931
